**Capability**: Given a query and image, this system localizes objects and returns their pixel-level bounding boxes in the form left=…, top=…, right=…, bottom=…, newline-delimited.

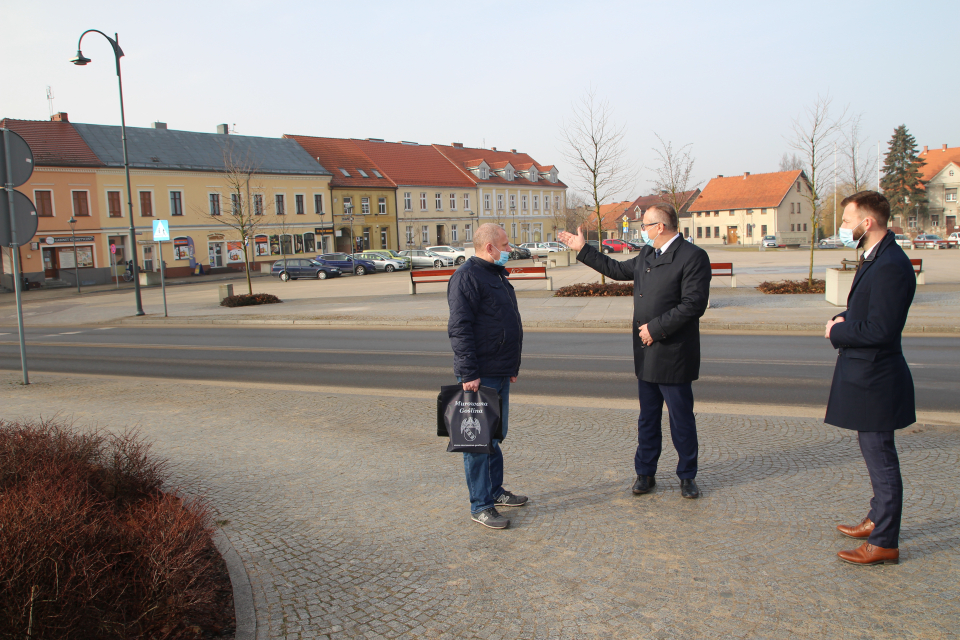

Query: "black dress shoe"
left=680, top=478, right=700, bottom=499
left=632, top=475, right=656, bottom=494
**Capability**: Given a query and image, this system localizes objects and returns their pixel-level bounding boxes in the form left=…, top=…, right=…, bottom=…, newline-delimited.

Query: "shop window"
left=294, top=234, right=304, bottom=253
left=304, top=233, right=316, bottom=253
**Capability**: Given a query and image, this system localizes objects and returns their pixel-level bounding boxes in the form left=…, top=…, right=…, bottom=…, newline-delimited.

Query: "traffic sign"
left=110, top=243, right=117, bottom=254
left=0, top=130, right=34, bottom=187
left=0, top=189, right=38, bottom=248
left=152, top=219, right=170, bottom=241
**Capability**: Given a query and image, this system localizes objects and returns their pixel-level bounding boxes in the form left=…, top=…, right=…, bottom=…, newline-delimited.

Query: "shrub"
left=756, top=279, right=826, bottom=294
left=0, top=419, right=225, bottom=640
left=220, top=292, right=282, bottom=307
left=555, top=282, right=634, bottom=297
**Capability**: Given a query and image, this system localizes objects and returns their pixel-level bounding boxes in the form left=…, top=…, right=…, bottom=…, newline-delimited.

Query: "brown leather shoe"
left=837, top=516, right=875, bottom=539
left=837, top=543, right=899, bottom=565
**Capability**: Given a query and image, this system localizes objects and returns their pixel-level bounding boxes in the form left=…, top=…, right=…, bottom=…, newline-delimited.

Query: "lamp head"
left=70, top=51, right=91, bottom=66
left=68, top=217, right=77, bottom=225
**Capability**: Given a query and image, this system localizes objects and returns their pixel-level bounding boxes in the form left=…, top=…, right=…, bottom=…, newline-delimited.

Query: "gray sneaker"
left=495, top=490, right=528, bottom=507
left=471, top=507, right=510, bottom=529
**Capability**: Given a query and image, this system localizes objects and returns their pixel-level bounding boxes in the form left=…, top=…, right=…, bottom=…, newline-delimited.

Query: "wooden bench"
left=710, top=262, right=737, bottom=288
left=409, top=266, right=552, bottom=294
left=911, top=258, right=925, bottom=285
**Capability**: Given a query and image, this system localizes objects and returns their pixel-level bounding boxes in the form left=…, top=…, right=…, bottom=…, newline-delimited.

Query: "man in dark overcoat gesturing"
left=559, top=203, right=711, bottom=499
left=826, top=191, right=916, bottom=565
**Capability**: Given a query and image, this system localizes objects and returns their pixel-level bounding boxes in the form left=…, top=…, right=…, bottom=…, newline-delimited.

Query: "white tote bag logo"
left=460, top=416, right=481, bottom=441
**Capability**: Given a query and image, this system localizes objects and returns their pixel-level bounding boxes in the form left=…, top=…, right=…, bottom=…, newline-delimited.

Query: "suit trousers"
left=858, top=431, right=902, bottom=548
left=635, top=380, right=698, bottom=479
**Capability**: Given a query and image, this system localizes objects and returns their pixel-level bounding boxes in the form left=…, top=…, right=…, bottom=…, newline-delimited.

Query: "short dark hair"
left=840, top=191, right=890, bottom=227
left=645, top=203, right=678, bottom=231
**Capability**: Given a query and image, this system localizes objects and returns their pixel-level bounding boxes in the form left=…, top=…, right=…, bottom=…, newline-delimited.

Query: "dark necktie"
left=655, top=248, right=662, bottom=258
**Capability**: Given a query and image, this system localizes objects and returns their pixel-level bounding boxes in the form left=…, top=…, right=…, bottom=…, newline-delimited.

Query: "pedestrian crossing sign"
left=153, top=220, right=170, bottom=242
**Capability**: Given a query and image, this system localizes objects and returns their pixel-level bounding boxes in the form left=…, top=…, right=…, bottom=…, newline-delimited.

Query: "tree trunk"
left=242, top=237, right=253, bottom=295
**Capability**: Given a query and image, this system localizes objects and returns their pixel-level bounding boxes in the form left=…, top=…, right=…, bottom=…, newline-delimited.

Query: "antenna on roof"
left=46, top=86, right=55, bottom=118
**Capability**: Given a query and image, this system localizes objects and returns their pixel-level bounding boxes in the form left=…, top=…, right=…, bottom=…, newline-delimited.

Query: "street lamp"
left=71, top=30, right=145, bottom=315
left=67, top=217, right=80, bottom=294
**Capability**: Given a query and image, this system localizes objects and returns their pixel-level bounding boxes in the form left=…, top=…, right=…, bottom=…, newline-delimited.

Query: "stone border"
left=212, top=528, right=256, bottom=640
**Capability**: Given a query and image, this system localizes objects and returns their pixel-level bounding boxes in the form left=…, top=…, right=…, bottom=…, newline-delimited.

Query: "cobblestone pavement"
left=2, top=373, right=958, bottom=639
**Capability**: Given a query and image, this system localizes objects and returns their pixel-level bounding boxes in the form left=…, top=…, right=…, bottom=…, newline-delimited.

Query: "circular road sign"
left=0, top=130, right=34, bottom=188
left=0, top=190, right=39, bottom=248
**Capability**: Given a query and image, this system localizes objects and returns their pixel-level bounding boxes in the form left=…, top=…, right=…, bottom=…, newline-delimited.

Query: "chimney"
left=744, top=172, right=750, bottom=178
left=216, top=124, right=229, bottom=134
left=452, top=142, right=463, bottom=148
left=923, top=146, right=928, bottom=154
left=491, top=147, right=497, bottom=151
left=717, top=174, right=724, bottom=178
left=151, top=122, right=167, bottom=130
left=944, top=144, right=949, bottom=151
left=511, top=149, right=517, bottom=153
left=50, top=112, right=69, bottom=122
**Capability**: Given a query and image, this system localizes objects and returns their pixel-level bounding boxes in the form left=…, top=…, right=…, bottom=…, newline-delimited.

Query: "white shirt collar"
left=655, top=232, right=680, bottom=255
left=862, top=236, right=882, bottom=260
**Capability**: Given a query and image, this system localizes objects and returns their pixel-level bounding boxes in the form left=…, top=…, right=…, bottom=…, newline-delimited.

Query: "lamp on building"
left=71, top=29, right=144, bottom=315
left=67, top=217, right=80, bottom=294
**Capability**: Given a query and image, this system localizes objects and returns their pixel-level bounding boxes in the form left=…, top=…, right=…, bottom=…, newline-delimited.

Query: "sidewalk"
left=2, top=372, right=957, bottom=639
left=2, top=249, right=959, bottom=333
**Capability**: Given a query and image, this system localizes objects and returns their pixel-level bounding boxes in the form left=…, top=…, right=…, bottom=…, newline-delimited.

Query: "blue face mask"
left=640, top=225, right=659, bottom=247
left=839, top=219, right=866, bottom=248
left=494, top=250, right=510, bottom=266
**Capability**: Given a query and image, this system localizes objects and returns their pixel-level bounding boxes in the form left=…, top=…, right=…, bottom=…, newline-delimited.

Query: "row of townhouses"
left=0, top=114, right=567, bottom=287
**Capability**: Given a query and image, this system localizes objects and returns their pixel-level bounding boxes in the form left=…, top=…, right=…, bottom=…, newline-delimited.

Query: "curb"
left=110, top=315, right=960, bottom=334
left=212, top=527, right=256, bottom=640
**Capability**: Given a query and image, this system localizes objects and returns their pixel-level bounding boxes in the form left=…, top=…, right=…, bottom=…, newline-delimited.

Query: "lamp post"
left=71, top=30, right=145, bottom=315
left=68, top=216, right=80, bottom=294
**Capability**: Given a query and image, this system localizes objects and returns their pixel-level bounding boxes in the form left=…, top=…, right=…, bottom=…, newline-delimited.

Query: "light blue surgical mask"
left=640, top=230, right=654, bottom=247
left=494, top=250, right=510, bottom=266
left=839, top=219, right=867, bottom=248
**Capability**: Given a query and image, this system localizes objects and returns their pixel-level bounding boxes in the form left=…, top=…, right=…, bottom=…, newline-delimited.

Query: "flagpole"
left=834, top=142, right=837, bottom=237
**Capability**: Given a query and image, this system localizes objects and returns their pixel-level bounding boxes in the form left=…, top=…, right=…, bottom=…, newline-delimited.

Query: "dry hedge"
left=220, top=292, right=282, bottom=307
left=555, top=282, right=634, bottom=297
left=0, top=418, right=222, bottom=640
left=756, top=279, right=826, bottom=294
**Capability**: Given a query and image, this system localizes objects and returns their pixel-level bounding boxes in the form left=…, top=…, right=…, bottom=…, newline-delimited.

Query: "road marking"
left=59, top=332, right=83, bottom=335
left=95, top=327, right=115, bottom=330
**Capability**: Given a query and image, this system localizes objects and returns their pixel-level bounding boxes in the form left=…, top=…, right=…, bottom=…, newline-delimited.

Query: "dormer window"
left=339, top=168, right=351, bottom=177
left=372, top=170, right=383, bottom=178
left=480, top=167, right=488, bottom=179
left=357, top=169, right=368, bottom=178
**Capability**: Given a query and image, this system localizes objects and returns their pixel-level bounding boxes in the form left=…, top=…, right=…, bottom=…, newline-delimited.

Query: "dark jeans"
left=858, top=431, right=903, bottom=548
left=635, top=380, right=698, bottom=479
left=461, top=376, right=510, bottom=514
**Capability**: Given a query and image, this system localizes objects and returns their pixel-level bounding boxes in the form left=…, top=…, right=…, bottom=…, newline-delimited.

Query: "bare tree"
left=561, top=90, right=637, bottom=283
left=779, top=152, right=804, bottom=172
left=650, top=133, right=701, bottom=226
left=841, top=113, right=878, bottom=193
left=551, top=190, right=591, bottom=237
left=203, top=146, right=269, bottom=295
left=788, top=94, right=848, bottom=285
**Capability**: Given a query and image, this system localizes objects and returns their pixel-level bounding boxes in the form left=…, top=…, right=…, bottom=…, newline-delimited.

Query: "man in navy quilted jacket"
left=448, top=223, right=527, bottom=529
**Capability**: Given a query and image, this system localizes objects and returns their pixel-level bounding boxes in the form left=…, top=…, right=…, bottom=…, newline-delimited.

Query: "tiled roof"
left=351, top=140, right=476, bottom=188
left=286, top=136, right=396, bottom=188
left=0, top=118, right=102, bottom=167
left=588, top=201, right=634, bottom=230
left=919, top=145, right=960, bottom=182
left=688, top=171, right=804, bottom=211
left=73, top=124, right=330, bottom=175
left=625, top=190, right=701, bottom=219
left=432, top=144, right=567, bottom=188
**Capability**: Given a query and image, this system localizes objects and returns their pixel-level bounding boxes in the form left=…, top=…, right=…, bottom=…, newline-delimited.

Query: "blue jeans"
left=859, top=431, right=902, bottom=548
left=461, top=376, right=510, bottom=514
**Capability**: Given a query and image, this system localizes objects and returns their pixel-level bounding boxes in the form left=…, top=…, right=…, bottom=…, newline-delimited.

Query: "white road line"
left=95, top=327, right=115, bottom=330
left=59, top=331, right=83, bottom=335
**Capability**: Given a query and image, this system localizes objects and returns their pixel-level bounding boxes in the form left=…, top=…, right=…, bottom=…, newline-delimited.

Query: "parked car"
left=894, top=234, right=913, bottom=248
left=586, top=240, right=601, bottom=251
left=367, top=249, right=413, bottom=268
left=519, top=242, right=551, bottom=257
left=508, top=243, right=531, bottom=260
left=354, top=252, right=408, bottom=272
left=948, top=232, right=960, bottom=247
left=625, top=240, right=645, bottom=251
left=761, top=235, right=779, bottom=248
left=425, top=245, right=466, bottom=265
left=601, top=239, right=633, bottom=253
left=272, top=258, right=341, bottom=281
left=399, top=249, right=454, bottom=268
left=316, top=253, right=377, bottom=275
left=542, top=242, right=568, bottom=252
left=912, top=233, right=952, bottom=249
left=818, top=235, right=844, bottom=249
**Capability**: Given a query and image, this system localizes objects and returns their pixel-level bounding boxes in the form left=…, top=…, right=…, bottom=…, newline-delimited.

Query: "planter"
left=138, top=271, right=162, bottom=286
left=825, top=268, right=855, bottom=307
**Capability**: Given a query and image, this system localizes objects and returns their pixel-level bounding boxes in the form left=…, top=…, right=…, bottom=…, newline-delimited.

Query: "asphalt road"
left=0, top=326, right=957, bottom=412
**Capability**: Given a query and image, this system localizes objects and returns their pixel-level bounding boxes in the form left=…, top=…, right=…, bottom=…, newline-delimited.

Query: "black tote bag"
left=436, top=384, right=503, bottom=453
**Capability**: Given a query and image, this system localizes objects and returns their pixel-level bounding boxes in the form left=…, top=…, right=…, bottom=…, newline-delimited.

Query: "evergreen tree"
left=880, top=125, right=927, bottom=228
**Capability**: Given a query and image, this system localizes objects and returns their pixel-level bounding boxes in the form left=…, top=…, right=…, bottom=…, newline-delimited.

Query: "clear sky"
left=2, top=0, right=954, bottom=200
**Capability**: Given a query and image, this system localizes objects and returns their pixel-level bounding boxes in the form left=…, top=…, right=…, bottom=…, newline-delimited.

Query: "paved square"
left=2, top=374, right=957, bottom=639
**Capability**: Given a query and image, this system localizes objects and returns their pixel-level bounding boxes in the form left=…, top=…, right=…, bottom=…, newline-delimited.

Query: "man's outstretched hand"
left=557, top=226, right=586, bottom=252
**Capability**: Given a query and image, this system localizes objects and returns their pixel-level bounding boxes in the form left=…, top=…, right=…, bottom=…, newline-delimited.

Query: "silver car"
left=519, top=242, right=551, bottom=257
left=424, top=245, right=466, bottom=265
left=400, top=249, right=455, bottom=268
left=354, top=252, right=408, bottom=272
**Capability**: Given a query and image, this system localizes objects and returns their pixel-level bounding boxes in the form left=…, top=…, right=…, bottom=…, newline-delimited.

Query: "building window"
left=697, top=226, right=703, bottom=238
left=509, top=194, right=516, bottom=210
left=465, top=223, right=473, bottom=241
left=803, top=223, right=807, bottom=231
left=497, top=194, right=504, bottom=210
left=35, top=190, right=53, bottom=217
left=107, top=190, right=122, bottom=217
left=378, top=197, right=387, bottom=214
left=522, top=195, right=528, bottom=210
left=946, top=189, right=957, bottom=202
left=275, top=194, right=285, bottom=215
left=421, top=225, right=429, bottom=243
left=436, top=193, right=442, bottom=210
left=931, top=214, right=940, bottom=226
left=790, top=203, right=795, bottom=214
left=484, top=194, right=491, bottom=210
left=295, top=194, right=305, bottom=215
left=797, top=181, right=801, bottom=192
left=209, top=193, right=220, bottom=216
left=404, top=192, right=412, bottom=210
left=314, top=194, right=324, bottom=214
left=71, top=191, right=90, bottom=217
left=684, top=226, right=690, bottom=237
left=450, top=193, right=457, bottom=210
left=533, top=195, right=539, bottom=210
left=381, top=229, right=388, bottom=249
left=908, top=216, right=917, bottom=228
left=343, top=196, right=352, bottom=214
left=728, top=209, right=735, bottom=216
left=746, top=224, right=753, bottom=237
left=304, top=233, right=316, bottom=253
left=254, top=194, right=263, bottom=215
left=420, top=192, right=427, bottom=211
left=170, top=191, right=183, bottom=216
left=463, top=193, right=470, bottom=210
left=714, top=227, right=720, bottom=237
left=139, top=191, right=153, bottom=217
left=231, top=193, right=241, bottom=215
left=405, top=226, right=414, bottom=245
left=544, top=196, right=549, bottom=211
left=704, top=227, right=710, bottom=238
left=480, top=167, right=488, bottom=179
left=451, top=224, right=458, bottom=242
left=555, top=197, right=560, bottom=210
left=511, top=222, right=517, bottom=238
left=361, top=197, right=370, bottom=214
left=791, top=224, right=795, bottom=231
